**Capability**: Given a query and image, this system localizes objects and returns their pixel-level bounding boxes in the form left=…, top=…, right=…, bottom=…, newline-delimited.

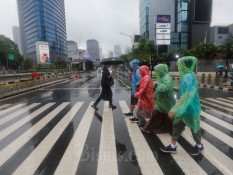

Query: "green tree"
left=0, top=35, right=23, bottom=70
left=53, top=57, right=66, bottom=68
left=191, top=42, right=218, bottom=60
left=218, top=37, right=233, bottom=76
left=23, top=57, right=34, bottom=70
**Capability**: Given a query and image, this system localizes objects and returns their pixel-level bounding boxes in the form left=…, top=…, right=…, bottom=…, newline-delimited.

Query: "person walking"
left=91, top=63, right=116, bottom=110
left=140, top=64, right=175, bottom=134
left=124, top=59, right=141, bottom=116
left=160, top=56, right=204, bottom=156
left=129, top=65, right=154, bottom=124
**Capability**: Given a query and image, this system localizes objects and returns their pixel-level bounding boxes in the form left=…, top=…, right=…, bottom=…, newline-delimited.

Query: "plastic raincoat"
left=154, top=64, right=175, bottom=113
left=130, top=59, right=141, bottom=95
left=170, top=56, right=201, bottom=133
left=135, top=65, right=154, bottom=114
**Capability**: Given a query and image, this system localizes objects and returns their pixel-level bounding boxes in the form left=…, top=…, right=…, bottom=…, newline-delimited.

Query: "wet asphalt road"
left=0, top=73, right=232, bottom=175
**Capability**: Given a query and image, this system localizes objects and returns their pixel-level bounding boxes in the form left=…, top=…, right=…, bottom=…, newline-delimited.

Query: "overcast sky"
left=0, top=0, right=233, bottom=56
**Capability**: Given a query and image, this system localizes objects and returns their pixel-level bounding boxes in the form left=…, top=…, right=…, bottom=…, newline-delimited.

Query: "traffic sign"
left=8, top=53, right=14, bottom=61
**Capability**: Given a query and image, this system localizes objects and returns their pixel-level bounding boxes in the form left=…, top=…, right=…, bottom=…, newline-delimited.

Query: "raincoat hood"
left=154, top=64, right=168, bottom=81
left=139, top=65, right=150, bottom=77
left=130, top=59, right=140, bottom=70
left=178, top=56, right=197, bottom=77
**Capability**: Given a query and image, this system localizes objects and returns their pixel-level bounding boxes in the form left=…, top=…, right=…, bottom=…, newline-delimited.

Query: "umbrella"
left=216, top=65, right=225, bottom=69
left=100, top=57, right=125, bottom=65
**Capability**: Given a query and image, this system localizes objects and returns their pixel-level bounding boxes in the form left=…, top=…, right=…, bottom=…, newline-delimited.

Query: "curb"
left=172, top=77, right=233, bottom=92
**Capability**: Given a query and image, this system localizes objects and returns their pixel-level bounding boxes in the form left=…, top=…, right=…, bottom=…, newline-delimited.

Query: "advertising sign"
left=156, top=34, right=171, bottom=40
left=39, top=44, right=50, bottom=63
left=157, top=15, right=171, bottom=23
left=156, top=40, right=171, bottom=45
left=156, top=23, right=171, bottom=29
left=156, top=29, right=171, bottom=34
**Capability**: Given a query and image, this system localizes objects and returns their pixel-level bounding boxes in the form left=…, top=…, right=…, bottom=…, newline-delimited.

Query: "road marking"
left=201, top=121, right=233, bottom=148
left=0, top=102, right=70, bottom=167
left=97, top=102, right=118, bottom=175
left=200, top=99, right=233, bottom=113
left=201, top=104, right=233, bottom=120
left=54, top=102, right=94, bottom=175
left=0, top=103, right=26, bottom=116
left=182, top=129, right=233, bottom=175
left=157, top=133, right=207, bottom=175
left=201, top=111, right=233, bottom=131
left=119, top=101, right=163, bottom=175
left=117, top=78, right=130, bottom=89
left=216, top=98, right=233, bottom=104
left=12, top=102, right=81, bottom=175
left=0, top=103, right=55, bottom=141
left=205, top=98, right=233, bottom=108
left=0, top=104, right=10, bottom=110
left=0, top=103, right=40, bottom=126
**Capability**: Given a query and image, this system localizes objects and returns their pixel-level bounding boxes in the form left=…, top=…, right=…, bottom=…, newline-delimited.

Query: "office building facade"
left=210, top=26, right=229, bottom=46
left=12, top=26, right=23, bottom=55
left=139, top=0, right=150, bottom=38
left=86, top=39, right=99, bottom=60
left=17, top=0, right=67, bottom=63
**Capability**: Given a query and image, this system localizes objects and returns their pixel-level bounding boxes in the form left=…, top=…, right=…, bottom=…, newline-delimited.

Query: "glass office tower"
left=17, top=0, right=67, bottom=62
left=139, top=0, right=150, bottom=38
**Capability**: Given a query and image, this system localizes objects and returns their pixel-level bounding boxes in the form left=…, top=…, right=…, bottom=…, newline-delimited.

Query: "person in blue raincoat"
left=124, top=59, right=141, bottom=117
left=160, top=56, right=204, bottom=156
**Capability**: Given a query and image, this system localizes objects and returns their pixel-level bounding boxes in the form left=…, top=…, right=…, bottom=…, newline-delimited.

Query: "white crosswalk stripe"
left=0, top=97, right=232, bottom=175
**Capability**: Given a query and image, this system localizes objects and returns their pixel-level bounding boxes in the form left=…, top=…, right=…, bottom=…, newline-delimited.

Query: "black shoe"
left=124, top=112, right=133, bottom=116
left=91, top=104, right=98, bottom=110
left=160, top=145, right=177, bottom=154
left=129, top=117, right=139, bottom=123
left=109, top=105, right=116, bottom=110
left=189, top=144, right=204, bottom=156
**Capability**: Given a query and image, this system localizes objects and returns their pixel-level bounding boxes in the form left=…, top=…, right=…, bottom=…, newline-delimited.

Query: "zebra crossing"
left=0, top=97, right=232, bottom=175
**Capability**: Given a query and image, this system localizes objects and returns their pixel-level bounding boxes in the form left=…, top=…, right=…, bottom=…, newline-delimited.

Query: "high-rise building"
left=16, top=0, right=67, bottom=63
left=139, top=0, right=175, bottom=41
left=67, top=40, right=78, bottom=58
left=210, top=26, right=229, bottom=46
left=86, top=39, right=99, bottom=60
left=114, top=45, right=121, bottom=57
left=170, top=0, right=213, bottom=51
left=12, top=26, right=23, bottom=55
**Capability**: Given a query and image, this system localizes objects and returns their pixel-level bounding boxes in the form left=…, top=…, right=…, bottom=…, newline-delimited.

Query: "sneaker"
left=91, top=104, right=98, bottom=110
left=129, top=117, right=139, bottom=123
left=124, top=112, right=133, bottom=116
left=140, top=127, right=151, bottom=134
left=160, top=145, right=177, bottom=154
left=109, top=105, right=116, bottom=110
left=189, top=144, right=204, bottom=156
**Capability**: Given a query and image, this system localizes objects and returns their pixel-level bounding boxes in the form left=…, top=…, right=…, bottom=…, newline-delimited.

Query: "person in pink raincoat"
left=129, top=65, right=155, bottom=124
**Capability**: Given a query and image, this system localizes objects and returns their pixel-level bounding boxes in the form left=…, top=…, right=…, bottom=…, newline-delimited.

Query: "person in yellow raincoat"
left=160, top=56, right=204, bottom=156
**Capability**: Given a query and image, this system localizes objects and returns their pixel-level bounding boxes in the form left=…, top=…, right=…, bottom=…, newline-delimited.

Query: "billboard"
left=39, top=44, right=50, bottom=63
left=156, top=15, right=171, bottom=23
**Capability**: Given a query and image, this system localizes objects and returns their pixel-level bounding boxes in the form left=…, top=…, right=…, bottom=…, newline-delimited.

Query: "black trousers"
left=94, top=86, right=113, bottom=106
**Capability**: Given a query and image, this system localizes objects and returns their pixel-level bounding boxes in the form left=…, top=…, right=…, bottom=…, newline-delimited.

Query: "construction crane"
left=120, top=32, right=133, bottom=45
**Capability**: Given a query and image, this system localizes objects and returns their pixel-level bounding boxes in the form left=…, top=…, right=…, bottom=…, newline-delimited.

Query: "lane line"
left=54, top=102, right=95, bottom=175
left=0, top=102, right=70, bottom=167
left=201, top=121, right=233, bottom=147
left=0, top=103, right=55, bottom=141
left=0, top=103, right=26, bottom=116
left=156, top=133, right=207, bottom=175
left=205, top=98, right=233, bottom=108
left=97, top=102, right=118, bottom=175
left=0, top=104, right=10, bottom=110
left=0, top=103, right=40, bottom=126
left=200, top=99, right=233, bottom=113
left=201, top=104, right=233, bottom=120
left=216, top=98, right=233, bottom=104
left=182, top=129, right=233, bottom=175
left=12, top=102, right=80, bottom=175
left=201, top=111, right=233, bottom=131
left=119, top=101, right=163, bottom=175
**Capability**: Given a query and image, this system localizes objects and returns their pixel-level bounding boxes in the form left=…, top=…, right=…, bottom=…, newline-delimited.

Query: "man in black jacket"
left=91, top=63, right=116, bottom=110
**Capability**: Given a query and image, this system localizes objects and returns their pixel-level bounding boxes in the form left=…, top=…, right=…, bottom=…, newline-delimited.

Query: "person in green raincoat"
left=140, top=64, right=175, bottom=134
left=160, top=56, right=204, bottom=156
